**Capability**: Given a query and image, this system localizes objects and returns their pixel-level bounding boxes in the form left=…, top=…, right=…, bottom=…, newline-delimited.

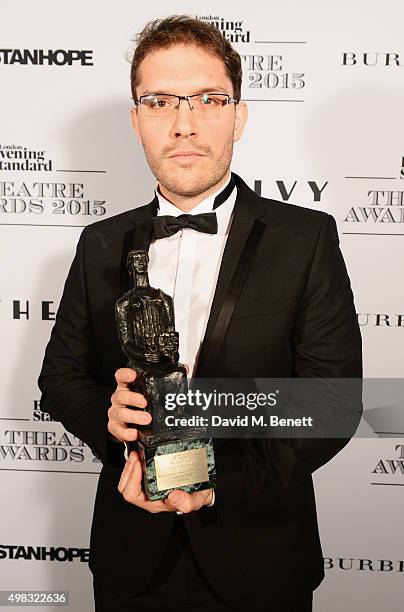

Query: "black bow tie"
left=152, top=212, right=217, bottom=239
left=152, top=173, right=236, bottom=240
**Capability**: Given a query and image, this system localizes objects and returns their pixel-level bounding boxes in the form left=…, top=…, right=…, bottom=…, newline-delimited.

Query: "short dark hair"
left=130, top=15, right=242, bottom=103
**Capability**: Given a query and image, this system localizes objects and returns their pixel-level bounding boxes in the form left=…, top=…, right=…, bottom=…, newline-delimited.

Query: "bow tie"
left=152, top=212, right=217, bottom=239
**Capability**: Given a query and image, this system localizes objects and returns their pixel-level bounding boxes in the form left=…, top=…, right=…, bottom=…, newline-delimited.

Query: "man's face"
left=131, top=44, right=247, bottom=197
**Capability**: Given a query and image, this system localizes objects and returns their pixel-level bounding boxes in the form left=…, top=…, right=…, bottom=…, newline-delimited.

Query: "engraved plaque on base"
left=139, top=437, right=215, bottom=500
left=155, top=447, right=209, bottom=491
left=115, top=249, right=216, bottom=501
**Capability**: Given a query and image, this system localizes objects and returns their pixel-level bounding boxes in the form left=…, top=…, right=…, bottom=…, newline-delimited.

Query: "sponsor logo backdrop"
left=1, top=1, right=403, bottom=610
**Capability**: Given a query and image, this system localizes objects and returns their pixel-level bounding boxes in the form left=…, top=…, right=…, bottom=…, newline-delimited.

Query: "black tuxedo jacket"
left=38, top=172, right=362, bottom=610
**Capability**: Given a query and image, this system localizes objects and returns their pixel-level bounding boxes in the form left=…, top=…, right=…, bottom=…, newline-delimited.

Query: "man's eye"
left=201, top=95, right=219, bottom=105
left=152, top=99, right=167, bottom=108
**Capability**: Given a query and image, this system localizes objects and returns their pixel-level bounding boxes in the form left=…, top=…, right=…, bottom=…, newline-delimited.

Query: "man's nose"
left=169, top=98, right=198, bottom=138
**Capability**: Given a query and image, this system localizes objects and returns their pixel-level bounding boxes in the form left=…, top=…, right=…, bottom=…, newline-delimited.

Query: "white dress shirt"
left=149, top=174, right=237, bottom=510
left=149, top=174, right=236, bottom=378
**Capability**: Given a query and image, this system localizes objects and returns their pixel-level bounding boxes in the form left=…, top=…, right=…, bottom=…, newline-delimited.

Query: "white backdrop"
left=1, top=1, right=403, bottom=610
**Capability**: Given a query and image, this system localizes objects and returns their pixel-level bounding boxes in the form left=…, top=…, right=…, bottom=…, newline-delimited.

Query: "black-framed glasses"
left=134, top=93, right=238, bottom=119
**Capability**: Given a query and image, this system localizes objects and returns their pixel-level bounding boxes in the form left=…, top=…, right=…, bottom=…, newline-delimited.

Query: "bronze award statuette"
left=115, top=249, right=216, bottom=501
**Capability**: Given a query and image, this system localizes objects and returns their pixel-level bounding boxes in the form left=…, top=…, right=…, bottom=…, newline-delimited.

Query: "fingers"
left=118, top=451, right=142, bottom=495
left=107, top=420, right=138, bottom=442
left=109, top=404, right=151, bottom=425
left=115, top=367, right=137, bottom=389
left=108, top=369, right=151, bottom=443
left=114, top=389, right=147, bottom=409
left=108, top=405, right=152, bottom=441
left=118, top=452, right=173, bottom=513
left=166, top=488, right=214, bottom=514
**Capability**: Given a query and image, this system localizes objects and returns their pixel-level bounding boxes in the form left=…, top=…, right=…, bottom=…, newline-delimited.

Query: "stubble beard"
left=143, top=137, right=234, bottom=198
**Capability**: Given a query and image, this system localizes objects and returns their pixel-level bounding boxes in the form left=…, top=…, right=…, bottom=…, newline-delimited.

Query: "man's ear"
left=130, top=107, right=143, bottom=145
left=233, top=101, right=248, bottom=143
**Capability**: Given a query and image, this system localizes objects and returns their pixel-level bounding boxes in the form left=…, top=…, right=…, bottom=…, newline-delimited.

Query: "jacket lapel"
left=195, top=173, right=266, bottom=378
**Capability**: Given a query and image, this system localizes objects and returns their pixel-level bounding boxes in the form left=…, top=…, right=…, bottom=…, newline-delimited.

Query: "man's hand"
left=118, top=450, right=214, bottom=514
left=108, top=368, right=152, bottom=443
left=110, top=368, right=213, bottom=513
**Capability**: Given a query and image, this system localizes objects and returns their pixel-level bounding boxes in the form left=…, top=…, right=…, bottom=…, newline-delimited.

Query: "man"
left=38, top=15, right=362, bottom=612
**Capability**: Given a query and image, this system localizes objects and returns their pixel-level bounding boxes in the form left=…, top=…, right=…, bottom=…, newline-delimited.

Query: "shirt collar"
left=154, top=173, right=236, bottom=236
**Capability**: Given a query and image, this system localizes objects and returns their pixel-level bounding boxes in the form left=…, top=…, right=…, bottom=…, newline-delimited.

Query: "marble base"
left=137, top=435, right=216, bottom=501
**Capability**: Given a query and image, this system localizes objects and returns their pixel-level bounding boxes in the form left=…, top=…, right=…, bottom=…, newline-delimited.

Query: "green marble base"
left=137, top=435, right=216, bottom=501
